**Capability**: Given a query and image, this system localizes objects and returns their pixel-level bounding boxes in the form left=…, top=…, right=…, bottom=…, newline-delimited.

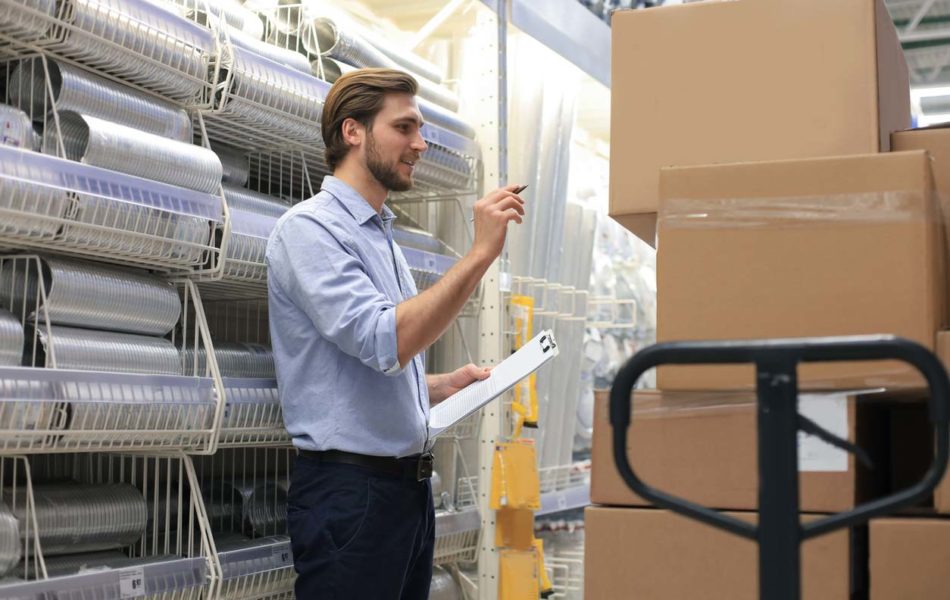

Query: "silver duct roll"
left=223, top=186, right=290, bottom=218
left=47, top=112, right=222, bottom=194
left=360, top=29, right=443, bottom=86
left=223, top=45, right=327, bottom=143
left=168, top=0, right=264, bottom=40
left=0, top=502, right=21, bottom=577
left=61, top=0, right=214, bottom=102
left=227, top=25, right=311, bottom=74
left=305, top=15, right=442, bottom=84
left=0, top=146, right=70, bottom=240
left=181, top=342, right=274, bottom=378
left=4, top=483, right=147, bottom=556
left=418, top=99, right=476, bottom=141
left=0, top=310, right=24, bottom=367
left=221, top=383, right=280, bottom=430
left=203, top=481, right=286, bottom=536
left=0, top=0, right=55, bottom=42
left=215, top=146, right=250, bottom=187
left=0, top=105, right=34, bottom=150
left=9, top=59, right=193, bottom=142
left=307, top=18, right=458, bottom=112
left=0, top=256, right=181, bottom=336
left=413, top=146, right=473, bottom=190
left=38, top=325, right=182, bottom=374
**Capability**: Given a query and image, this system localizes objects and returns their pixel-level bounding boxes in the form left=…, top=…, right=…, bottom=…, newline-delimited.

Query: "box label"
left=798, top=394, right=849, bottom=472
left=118, top=567, right=146, bottom=598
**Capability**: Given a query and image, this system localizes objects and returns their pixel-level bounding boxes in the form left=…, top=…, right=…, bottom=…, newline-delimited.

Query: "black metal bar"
left=756, top=358, right=801, bottom=600
left=609, top=335, right=950, bottom=600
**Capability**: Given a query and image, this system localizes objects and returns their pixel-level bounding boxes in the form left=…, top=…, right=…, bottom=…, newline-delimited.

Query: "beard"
left=366, top=131, right=414, bottom=192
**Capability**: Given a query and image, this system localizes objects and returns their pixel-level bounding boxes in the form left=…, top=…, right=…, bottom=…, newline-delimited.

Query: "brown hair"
left=321, top=68, right=419, bottom=171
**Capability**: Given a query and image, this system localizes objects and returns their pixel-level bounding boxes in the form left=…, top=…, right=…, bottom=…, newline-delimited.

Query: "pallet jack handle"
left=609, top=335, right=950, bottom=600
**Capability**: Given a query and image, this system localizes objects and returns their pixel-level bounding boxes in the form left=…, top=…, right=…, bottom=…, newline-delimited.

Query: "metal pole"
left=756, top=358, right=802, bottom=600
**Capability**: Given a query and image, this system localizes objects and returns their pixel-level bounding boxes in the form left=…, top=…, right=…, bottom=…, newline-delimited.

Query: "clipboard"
left=428, top=330, right=559, bottom=438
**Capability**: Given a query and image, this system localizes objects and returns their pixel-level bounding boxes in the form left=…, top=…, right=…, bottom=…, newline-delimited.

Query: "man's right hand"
left=470, top=184, right=527, bottom=264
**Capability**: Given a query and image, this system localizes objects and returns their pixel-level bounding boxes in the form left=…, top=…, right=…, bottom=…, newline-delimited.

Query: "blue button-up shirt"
left=266, top=176, right=429, bottom=457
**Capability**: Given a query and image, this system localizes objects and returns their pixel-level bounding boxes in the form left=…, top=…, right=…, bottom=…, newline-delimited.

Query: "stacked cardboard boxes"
left=590, top=0, right=950, bottom=596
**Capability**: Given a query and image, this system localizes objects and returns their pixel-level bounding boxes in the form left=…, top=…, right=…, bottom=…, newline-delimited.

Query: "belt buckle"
left=416, top=452, right=434, bottom=481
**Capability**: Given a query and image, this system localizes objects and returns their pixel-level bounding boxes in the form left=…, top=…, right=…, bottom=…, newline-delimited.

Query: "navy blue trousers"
left=287, top=453, right=435, bottom=599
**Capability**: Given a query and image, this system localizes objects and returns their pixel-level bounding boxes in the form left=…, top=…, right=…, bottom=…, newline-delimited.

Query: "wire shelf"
left=194, top=447, right=295, bottom=599
left=0, top=145, right=224, bottom=273
left=0, top=452, right=218, bottom=600
left=0, top=255, right=225, bottom=454
left=0, top=0, right=220, bottom=107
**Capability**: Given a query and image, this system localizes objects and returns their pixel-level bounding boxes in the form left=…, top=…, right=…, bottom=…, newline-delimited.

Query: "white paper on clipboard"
left=428, top=329, right=559, bottom=438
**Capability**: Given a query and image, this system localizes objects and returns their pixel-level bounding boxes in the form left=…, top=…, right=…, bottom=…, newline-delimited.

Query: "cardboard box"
left=610, top=0, right=910, bottom=245
left=892, top=127, right=950, bottom=319
left=870, top=518, right=950, bottom=599
left=585, top=507, right=854, bottom=600
left=590, top=390, right=887, bottom=512
left=656, top=151, right=944, bottom=391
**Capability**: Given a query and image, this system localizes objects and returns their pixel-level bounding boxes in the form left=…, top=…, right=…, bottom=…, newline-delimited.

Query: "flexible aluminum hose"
left=3, top=483, right=147, bottom=556
left=37, top=325, right=182, bottom=374
left=0, top=502, right=20, bottom=578
left=306, top=18, right=459, bottom=112
left=47, top=112, right=222, bottom=194
left=0, top=105, right=35, bottom=150
left=227, top=24, right=311, bottom=74
left=0, top=256, right=181, bottom=336
left=9, top=58, right=193, bottom=142
left=215, top=146, right=250, bottom=187
left=223, top=186, right=291, bottom=218
left=0, top=310, right=24, bottom=367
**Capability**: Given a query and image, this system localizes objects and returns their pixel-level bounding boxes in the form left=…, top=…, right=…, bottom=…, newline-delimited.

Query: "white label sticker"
left=798, top=394, right=849, bottom=472
left=556, top=493, right=568, bottom=511
left=272, top=544, right=293, bottom=567
left=118, top=567, right=146, bottom=598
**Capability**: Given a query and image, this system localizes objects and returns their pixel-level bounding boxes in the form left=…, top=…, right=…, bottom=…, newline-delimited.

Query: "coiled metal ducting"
left=9, top=58, right=193, bottom=142
left=36, top=325, right=182, bottom=374
left=0, top=256, right=180, bottom=336
left=306, top=17, right=459, bottom=112
left=181, top=342, right=275, bottom=378
left=0, top=502, right=21, bottom=577
left=0, top=310, right=25, bottom=367
left=3, top=483, right=147, bottom=556
left=46, top=112, right=222, bottom=194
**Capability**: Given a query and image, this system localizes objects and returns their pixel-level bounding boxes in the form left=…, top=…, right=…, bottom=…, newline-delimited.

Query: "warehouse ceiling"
left=887, top=0, right=950, bottom=87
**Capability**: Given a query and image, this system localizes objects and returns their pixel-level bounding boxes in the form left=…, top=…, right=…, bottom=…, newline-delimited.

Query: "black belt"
left=299, top=449, right=434, bottom=481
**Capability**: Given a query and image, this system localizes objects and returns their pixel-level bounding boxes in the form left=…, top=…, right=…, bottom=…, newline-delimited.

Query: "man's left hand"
left=428, top=363, right=491, bottom=405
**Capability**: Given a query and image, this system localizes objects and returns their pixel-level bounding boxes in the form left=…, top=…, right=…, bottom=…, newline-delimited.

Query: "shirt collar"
left=321, top=176, right=396, bottom=226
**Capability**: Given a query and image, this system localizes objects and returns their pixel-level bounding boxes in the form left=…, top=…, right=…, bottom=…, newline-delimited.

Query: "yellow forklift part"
left=490, top=440, right=541, bottom=510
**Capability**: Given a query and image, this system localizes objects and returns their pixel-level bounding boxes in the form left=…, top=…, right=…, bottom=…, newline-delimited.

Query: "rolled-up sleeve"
left=267, top=212, right=402, bottom=375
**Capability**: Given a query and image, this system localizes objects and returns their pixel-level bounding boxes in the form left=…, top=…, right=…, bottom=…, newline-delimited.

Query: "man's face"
left=362, top=93, right=427, bottom=192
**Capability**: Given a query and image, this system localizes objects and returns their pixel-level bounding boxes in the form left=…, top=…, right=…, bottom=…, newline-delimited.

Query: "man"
left=266, top=67, right=526, bottom=599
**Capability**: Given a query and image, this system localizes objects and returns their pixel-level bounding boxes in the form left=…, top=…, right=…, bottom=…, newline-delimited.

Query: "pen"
left=470, top=184, right=528, bottom=222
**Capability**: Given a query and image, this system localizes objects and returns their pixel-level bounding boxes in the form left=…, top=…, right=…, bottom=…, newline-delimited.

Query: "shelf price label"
left=272, top=544, right=293, bottom=566
left=118, top=567, right=146, bottom=599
